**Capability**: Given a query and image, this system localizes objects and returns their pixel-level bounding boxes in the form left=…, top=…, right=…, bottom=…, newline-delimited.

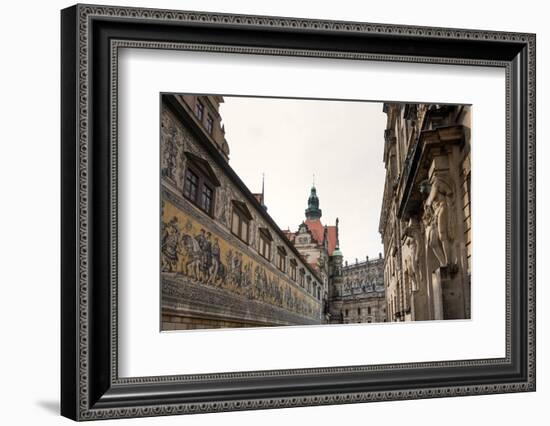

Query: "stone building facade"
left=379, top=103, right=471, bottom=322
left=160, top=94, right=324, bottom=330
left=283, top=186, right=338, bottom=322
left=284, top=187, right=386, bottom=325
left=328, top=255, right=386, bottom=324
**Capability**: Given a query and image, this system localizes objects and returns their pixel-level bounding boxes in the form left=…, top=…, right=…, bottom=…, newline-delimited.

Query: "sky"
left=219, top=96, right=387, bottom=264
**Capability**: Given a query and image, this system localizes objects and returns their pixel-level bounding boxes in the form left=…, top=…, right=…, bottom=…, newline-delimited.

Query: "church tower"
left=305, top=185, right=322, bottom=220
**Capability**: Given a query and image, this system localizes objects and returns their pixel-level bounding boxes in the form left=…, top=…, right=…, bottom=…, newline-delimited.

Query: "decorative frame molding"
left=61, top=4, right=535, bottom=421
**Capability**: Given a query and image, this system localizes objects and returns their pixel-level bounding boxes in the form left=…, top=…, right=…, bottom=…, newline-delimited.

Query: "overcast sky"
left=219, top=96, right=387, bottom=264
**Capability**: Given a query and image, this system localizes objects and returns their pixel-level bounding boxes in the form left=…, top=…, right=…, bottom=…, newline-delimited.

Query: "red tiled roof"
left=326, top=226, right=337, bottom=255
left=304, top=219, right=338, bottom=256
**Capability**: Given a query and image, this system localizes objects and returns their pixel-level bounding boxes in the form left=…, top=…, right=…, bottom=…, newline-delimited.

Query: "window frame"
left=183, top=167, right=199, bottom=202
left=200, top=182, right=214, bottom=215
left=231, top=201, right=252, bottom=244
left=182, top=161, right=217, bottom=217
left=206, top=113, right=214, bottom=134
left=289, top=259, right=297, bottom=281
left=258, top=227, right=273, bottom=261
left=195, top=99, right=204, bottom=121
left=299, top=268, right=305, bottom=287
left=182, top=151, right=221, bottom=218
left=276, top=246, right=287, bottom=272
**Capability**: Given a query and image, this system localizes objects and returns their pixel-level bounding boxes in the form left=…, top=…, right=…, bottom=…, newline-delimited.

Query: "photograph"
left=57, top=3, right=535, bottom=420
left=160, top=94, right=472, bottom=330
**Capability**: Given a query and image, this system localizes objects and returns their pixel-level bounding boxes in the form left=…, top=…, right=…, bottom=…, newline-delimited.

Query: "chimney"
left=366, top=255, right=369, bottom=262
left=379, top=252, right=382, bottom=259
left=355, top=258, right=358, bottom=265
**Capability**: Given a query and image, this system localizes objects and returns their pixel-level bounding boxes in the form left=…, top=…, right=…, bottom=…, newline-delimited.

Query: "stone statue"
left=402, top=219, right=423, bottom=292
left=424, top=175, right=456, bottom=268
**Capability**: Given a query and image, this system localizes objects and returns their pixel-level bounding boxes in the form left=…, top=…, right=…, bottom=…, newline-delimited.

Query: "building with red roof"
left=285, top=184, right=385, bottom=324
left=284, top=184, right=344, bottom=321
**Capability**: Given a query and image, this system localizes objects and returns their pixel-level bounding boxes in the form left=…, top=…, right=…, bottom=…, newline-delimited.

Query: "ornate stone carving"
left=402, top=219, right=423, bottom=292
left=423, top=175, right=456, bottom=269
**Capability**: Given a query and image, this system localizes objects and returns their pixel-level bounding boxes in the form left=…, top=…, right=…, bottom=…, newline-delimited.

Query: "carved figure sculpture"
left=402, top=220, right=423, bottom=292
left=424, top=176, right=456, bottom=268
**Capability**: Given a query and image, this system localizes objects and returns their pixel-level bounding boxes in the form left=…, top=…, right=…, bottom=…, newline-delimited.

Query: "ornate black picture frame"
left=61, top=4, right=536, bottom=421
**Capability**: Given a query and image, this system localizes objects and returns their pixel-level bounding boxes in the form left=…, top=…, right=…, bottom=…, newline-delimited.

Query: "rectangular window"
left=276, top=247, right=286, bottom=272
left=258, top=228, right=273, bottom=261
left=367, top=306, right=371, bottom=315
left=231, top=208, right=249, bottom=244
left=183, top=169, right=199, bottom=201
left=195, top=100, right=204, bottom=121
left=200, top=184, right=213, bottom=215
left=206, top=114, right=214, bottom=134
left=290, top=260, right=297, bottom=281
left=299, top=269, right=305, bottom=287
left=240, top=220, right=248, bottom=242
left=232, top=211, right=240, bottom=235
left=259, top=235, right=270, bottom=260
left=182, top=153, right=220, bottom=216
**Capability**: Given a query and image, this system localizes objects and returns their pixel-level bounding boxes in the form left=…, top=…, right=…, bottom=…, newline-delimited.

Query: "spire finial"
left=312, top=173, right=315, bottom=188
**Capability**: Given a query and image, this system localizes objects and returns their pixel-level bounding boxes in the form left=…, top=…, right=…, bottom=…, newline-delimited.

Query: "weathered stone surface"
left=329, top=257, right=386, bottom=324
left=379, top=103, right=472, bottom=321
left=160, top=95, right=323, bottom=330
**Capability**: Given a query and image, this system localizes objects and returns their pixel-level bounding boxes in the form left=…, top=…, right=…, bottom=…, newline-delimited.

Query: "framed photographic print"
left=61, top=4, right=536, bottom=421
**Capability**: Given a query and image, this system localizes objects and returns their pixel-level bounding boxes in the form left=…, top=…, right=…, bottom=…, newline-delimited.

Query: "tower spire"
left=305, top=179, right=322, bottom=220
left=332, top=217, right=343, bottom=258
